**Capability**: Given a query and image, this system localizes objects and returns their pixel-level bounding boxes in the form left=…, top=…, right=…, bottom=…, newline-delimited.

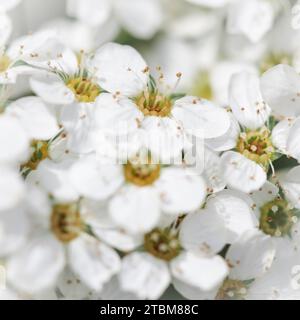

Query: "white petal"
left=206, top=189, right=259, bottom=243
left=7, top=29, right=56, bottom=61
left=6, top=96, right=59, bottom=140
left=114, top=0, right=163, bottom=39
left=229, top=71, right=271, bottom=130
left=109, top=185, right=160, bottom=234
left=66, top=0, right=111, bottom=27
left=250, top=181, right=279, bottom=208
left=155, top=167, right=206, bottom=215
left=68, top=235, right=121, bottom=292
left=69, top=155, right=123, bottom=201
left=280, top=166, right=300, bottom=209
left=0, top=115, right=29, bottom=164
left=180, top=209, right=227, bottom=256
left=94, top=93, right=143, bottom=134
left=140, top=116, right=186, bottom=161
left=119, top=252, right=170, bottom=299
left=60, top=102, right=98, bottom=154
left=88, top=42, right=148, bottom=96
left=286, top=117, right=300, bottom=160
left=7, top=233, right=65, bottom=294
left=56, top=268, right=90, bottom=300
left=206, top=114, right=240, bottom=152
left=100, top=276, right=140, bottom=300
left=170, top=252, right=229, bottom=291
left=261, top=64, right=300, bottom=117
left=35, top=159, right=79, bottom=202
left=0, top=167, right=25, bottom=211
left=0, top=207, right=29, bottom=257
left=271, top=118, right=296, bottom=154
left=226, top=0, right=274, bottom=42
left=30, top=75, right=75, bottom=105
left=220, top=151, right=267, bottom=193
left=173, top=278, right=219, bottom=300
left=172, top=96, right=230, bottom=138
left=92, top=222, right=143, bottom=252
left=202, top=148, right=226, bottom=193
left=226, top=230, right=275, bottom=280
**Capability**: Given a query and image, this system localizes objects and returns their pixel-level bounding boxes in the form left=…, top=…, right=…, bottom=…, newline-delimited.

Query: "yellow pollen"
left=21, top=140, right=49, bottom=171
left=236, top=128, right=274, bottom=169
left=124, top=160, right=160, bottom=187
left=51, top=204, right=83, bottom=243
left=67, top=76, right=100, bottom=103
left=135, top=90, right=172, bottom=117
left=144, top=228, right=181, bottom=261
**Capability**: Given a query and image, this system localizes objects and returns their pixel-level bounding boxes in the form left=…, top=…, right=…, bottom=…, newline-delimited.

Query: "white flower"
left=6, top=186, right=121, bottom=294
left=174, top=229, right=275, bottom=300
left=66, top=0, right=164, bottom=40
left=118, top=225, right=229, bottom=299
left=90, top=42, right=230, bottom=158
left=68, top=153, right=207, bottom=235
left=208, top=71, right=274, bottom=193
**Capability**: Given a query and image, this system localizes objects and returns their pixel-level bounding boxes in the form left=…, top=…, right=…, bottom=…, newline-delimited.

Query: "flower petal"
left=0, top=207, right=29, bottom=257
left=226, top=230, right=275, bottom=280
left=172, top=96, right=230, bottom=138
left=229, top=71, right=271, bottom=130
left=7, top=233, right=65, bottom=294
left=155, top=167, right=206, bottom=215
left=0, top=115, right=29, bottom=164
left=170, top=252, right=229, bottom=291
left=88, top=42, right=148, bottom=96
left=0, top=167, right=25, bottom=211
left=206, top=189, right=259, bottom=243
left=109, top=185, right=160, bottom=234
left=220, top=151, right=267, bottom=193
left=261, top=64, right=300, bottom=117
left=30, top=75, right=75, bottom=105
left=180, top=209, right=227, bottom=256
left=7, top=96, right=59, bottom=140
left=69, top=155, right=123, bottom=201
left=280, top=166, right=300, bottom=209
left=68, top=235, right=121, bottom=292
left=119, top=252, right=170, bottom=299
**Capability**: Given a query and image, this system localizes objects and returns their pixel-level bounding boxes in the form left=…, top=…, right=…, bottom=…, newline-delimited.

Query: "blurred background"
left=4, top=0, right=299, bottom=106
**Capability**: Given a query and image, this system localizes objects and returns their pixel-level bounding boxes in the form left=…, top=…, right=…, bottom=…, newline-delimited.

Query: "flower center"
left=51, top=204, right=83, bottom=243
left=236, top=129, right=274, bottom=169
left=144, top=228, right=181, bottom=261
left=216, top=279, right=248, bottom=300
left=260, top=53, right=292, bottom=74
left=124, top=161, right=160, bottom=186
left=21, top=140, right=49, bottom=171
left=0, top=54, right=10, bottom=73
left=135, top=90, right=172, bottom=117
left=66, top=76, right=100, bottom=103
left=260, top=199, right=296, bottom=237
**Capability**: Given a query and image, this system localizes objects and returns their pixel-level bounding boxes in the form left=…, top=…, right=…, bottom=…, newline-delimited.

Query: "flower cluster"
left=1, top=0, right=300, bottom=300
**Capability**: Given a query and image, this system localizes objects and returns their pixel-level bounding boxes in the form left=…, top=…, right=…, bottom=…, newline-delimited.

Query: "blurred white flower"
left=67, top=0, right=164, bottom=40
